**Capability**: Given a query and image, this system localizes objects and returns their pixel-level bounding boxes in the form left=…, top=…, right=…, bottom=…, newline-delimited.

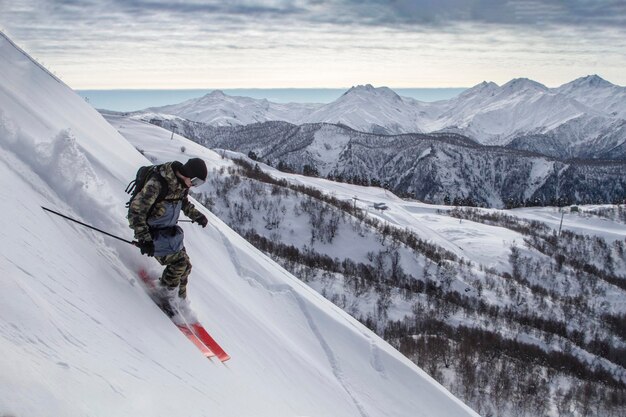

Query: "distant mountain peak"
left=478, top=80, right=499, bottom=88
left=195, top=90, right=227, bottom=102
left=460, top=81, right=499, bottom=97
left=568, top=74, right=613, bottom=88
left=344, top=84, right=374, bottom=95
left=502, top=78, right=548, bottom=91
left=207, top=90, right=227, bottom=98
left=342, top=84, right=402, bottom=101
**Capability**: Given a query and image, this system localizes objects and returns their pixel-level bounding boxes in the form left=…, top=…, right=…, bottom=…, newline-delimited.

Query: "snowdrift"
left=0, top=32, right=478, bottom=417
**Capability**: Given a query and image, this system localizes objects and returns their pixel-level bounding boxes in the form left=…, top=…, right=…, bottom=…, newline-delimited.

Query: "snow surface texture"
left=139, top=80, right=626, bottom=155
left=0, top=32, right=480, bottom=417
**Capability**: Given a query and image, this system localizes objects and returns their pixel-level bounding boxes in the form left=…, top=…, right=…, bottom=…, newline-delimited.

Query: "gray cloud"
left=4, top=1, right=624, bottom=49
left=309, top=0, right=626, bottom=28
left=1, top=0, right=624, bottom=88
left=6, top=1, right=625, bottom=30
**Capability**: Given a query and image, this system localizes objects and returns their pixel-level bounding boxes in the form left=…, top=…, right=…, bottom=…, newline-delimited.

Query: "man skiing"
left=127, top=158, right=208, bottom=311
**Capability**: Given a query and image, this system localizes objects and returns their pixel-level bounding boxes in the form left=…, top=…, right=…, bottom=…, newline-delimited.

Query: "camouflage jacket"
left=127, top=161, right=203, bottom=242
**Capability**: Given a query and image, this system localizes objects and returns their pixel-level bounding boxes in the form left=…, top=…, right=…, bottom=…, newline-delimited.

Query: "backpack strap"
left=146, top=169, right=169, bottom=218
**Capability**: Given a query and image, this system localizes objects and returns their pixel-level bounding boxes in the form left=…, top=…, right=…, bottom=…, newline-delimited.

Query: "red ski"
left=190, top=323, right=231, bottom=362
left=177, top=324, right=214, bottom=358
left=138, top=269, right=219, bottom=359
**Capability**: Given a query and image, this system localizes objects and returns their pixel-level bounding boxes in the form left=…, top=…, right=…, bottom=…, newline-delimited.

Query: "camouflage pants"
left=155, top=248, right=192, bottom=299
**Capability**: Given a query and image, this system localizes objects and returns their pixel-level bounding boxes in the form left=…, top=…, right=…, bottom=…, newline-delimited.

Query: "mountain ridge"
left=137, top=76, right=626, bottom=159
left=143, top=117, right=626, bottom=208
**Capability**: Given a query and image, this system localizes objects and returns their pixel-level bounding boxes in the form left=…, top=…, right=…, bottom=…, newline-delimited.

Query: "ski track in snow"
left=3, top=254, right=213, bottom=400
left=214, top=225, right=371, bottom=417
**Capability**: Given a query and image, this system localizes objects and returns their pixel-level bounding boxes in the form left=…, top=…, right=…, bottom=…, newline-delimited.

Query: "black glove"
left=137, top=240, right=155, bottom=257
left=194, top=214, right=208, bottom=228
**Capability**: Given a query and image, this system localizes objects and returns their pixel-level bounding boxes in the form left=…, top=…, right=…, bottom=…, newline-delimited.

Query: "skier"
left=127, top=158, right=208, bottom=311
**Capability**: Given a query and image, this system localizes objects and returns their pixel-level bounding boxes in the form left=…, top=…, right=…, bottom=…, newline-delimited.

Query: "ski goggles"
left=190, top=177, right=205, bottom=187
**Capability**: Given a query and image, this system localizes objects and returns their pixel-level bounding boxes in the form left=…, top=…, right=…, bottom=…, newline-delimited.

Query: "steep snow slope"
left=0, top=32, right=479, bottom=417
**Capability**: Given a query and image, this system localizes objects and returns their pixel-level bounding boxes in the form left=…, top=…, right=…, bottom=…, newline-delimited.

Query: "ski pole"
left=41, top=206, right=138, bottom=246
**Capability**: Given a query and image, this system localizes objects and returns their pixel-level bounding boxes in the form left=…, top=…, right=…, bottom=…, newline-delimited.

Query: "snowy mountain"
left=298, top=84, right=428, bottom=134
left=137, top=77, right=626, bottom=159
left=431, top=78, right=595, bottom=145
left=507, top=116, right=626, bottom=159
left=0, top=31, right=479, bottom=417
left=141, top=118, right=626, bottom=208
left=556, top=74, right=626, bottom=119
left=142, top=84, right=428, bottom=135
left=144, top=89, right=321, bottom=126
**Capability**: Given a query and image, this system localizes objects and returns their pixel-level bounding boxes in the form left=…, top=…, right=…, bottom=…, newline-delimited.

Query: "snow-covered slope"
left=0, top=32, right=479, bottom=417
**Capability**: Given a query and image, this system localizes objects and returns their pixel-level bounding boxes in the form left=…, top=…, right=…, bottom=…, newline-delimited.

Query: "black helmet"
left=181, top=158, right=207, bottom=181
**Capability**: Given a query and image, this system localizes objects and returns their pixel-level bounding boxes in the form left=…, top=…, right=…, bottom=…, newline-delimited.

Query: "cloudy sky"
left=1, top=0, right=625, bottom=89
